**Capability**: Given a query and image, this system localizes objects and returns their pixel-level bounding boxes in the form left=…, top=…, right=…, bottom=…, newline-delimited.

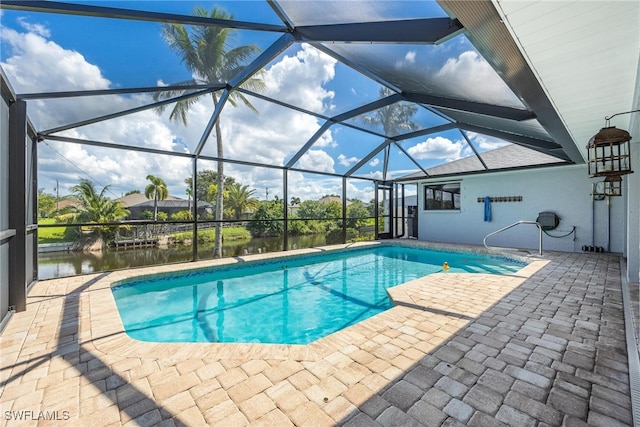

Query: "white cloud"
left=1, top=27, right=110, bottom=93
left=358, top=171, right=384, bottom=181
left=405, top=51, right=416, bottom=63
left=395, top=49, right=417, bottom=70
left=287, top=171, right=344, bottom=201
left=298, top=149, right=335, bottom=174
left=465, top=131, right=510, bottom=151
left=433, top=51, right=522, bottom=107
left=369, top=158, right=380, bottom=167
left=1, top=25, right=342, bottom=198
left=200, top=43, right=338, bottom=162
left=337, top=154, right=359, bottom=167
left=407, top=136, right=465, bottom=161
left=262, top=43, right=336, bottom=114
left=345, top=180, right=374, bottom=203
left=17, top=17, right=51, bottom=38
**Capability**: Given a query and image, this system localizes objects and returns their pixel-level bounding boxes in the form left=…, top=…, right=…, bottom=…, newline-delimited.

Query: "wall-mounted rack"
left=477, top=196, right=523, bottom=203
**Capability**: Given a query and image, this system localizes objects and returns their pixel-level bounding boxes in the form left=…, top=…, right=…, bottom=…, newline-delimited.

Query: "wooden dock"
left=112, top=238, right=158, bottom=249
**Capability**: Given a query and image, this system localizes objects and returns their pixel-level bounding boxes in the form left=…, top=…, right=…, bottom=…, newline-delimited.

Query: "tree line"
left=38, top=172, right=376, bottom=244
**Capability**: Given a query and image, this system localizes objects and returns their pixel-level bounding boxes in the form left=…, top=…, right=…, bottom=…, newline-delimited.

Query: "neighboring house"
left=55, top=198, right=81, bottom=212
left=116, top=193, right=153, bottom=209
left=116, top=194, right=213, bottom=219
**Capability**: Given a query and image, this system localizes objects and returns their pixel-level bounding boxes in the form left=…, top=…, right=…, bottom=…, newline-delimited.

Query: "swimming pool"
left=111, top=245, right=526, bottom=344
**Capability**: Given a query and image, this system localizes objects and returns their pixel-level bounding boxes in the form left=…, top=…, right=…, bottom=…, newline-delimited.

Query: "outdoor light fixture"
left=586, top=109, right=639, bottom=196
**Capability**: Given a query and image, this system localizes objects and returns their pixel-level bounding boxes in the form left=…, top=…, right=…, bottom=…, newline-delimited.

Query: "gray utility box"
left=537, top=211, right=560, bottom=230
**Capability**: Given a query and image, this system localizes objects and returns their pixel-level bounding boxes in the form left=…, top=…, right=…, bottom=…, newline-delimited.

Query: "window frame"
left=423, top=182, right=461, bottom=211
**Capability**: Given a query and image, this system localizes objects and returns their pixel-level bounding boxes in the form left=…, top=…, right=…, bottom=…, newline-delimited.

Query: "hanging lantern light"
left=603, top=175, right=623, bottom=197
left=587, top=126, right=632, bottom=177
left=586, top=110, right=638, bottom=197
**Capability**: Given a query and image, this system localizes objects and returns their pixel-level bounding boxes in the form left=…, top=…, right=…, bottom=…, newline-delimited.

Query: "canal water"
left=37, top=234, right=335, bottom=280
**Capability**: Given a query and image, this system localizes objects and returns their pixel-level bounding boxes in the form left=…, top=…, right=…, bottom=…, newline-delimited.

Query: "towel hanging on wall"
left=484, top=196, right=491, bottom=222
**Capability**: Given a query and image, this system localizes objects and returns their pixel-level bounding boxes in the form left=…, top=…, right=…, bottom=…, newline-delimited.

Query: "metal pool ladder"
left=483, top=220, right=543, bottom=256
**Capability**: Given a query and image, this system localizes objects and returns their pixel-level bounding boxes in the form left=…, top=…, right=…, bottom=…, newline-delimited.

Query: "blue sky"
left=0, top=1, right=512, bottom=201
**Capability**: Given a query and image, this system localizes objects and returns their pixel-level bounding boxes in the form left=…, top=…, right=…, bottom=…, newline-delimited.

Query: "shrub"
left=171, top=210, right=193, bottom=221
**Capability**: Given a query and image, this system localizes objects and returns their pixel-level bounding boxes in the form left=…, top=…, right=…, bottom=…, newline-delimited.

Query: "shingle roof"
left=116, top=193, right=181, bottom=207
left=400, top=144, right=566, bottom=181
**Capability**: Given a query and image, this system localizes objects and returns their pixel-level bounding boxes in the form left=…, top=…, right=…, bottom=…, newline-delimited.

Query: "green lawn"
left=173, top=227, right=251, bottom=243
left=38, top=219, right=252, bottom=245
left=38, top=218, right=72, bottom=243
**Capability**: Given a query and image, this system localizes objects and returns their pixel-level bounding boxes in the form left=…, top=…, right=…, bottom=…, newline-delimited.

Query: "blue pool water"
left=112, top=245, right=525, bottom=344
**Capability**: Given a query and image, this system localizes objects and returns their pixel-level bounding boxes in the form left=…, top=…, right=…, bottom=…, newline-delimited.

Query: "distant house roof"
left=399, top=144, right=567, bottom=181
left=131, top=199, right=212, bottom=209
left=116, top=193, right=181, bottom=208
left=56, top=198, right=81, bottom=210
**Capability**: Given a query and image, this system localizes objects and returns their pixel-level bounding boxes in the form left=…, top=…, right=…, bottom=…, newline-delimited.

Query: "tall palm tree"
left=144, top=175, right=169, bottom=221
left=227, top=183, right=259, bottom=220
left=70, top=179, right=129, bottom=236
left=186, top=186, right=193, bottom=212
left=361, top=87, right=419, bottom=180
left=155, top=6, right=265, bottom=258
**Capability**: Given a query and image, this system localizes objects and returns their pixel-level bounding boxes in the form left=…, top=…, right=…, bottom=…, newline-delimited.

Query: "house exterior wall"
left=629, top=131, right=639, bottom=282
left=1, top=89, right=10, bottom=324
left=626, top=56, right=640, bottom=283
left=417, top=165, right=627, bottom=254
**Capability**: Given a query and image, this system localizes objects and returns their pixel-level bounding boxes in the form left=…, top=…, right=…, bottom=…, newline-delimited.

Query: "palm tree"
left=144, top=175, right=169, bottom=221
left=361, top=87, right=419, bottom=180
left=227, top=183, right=259, bottom=220
left=155, top=6, right=265, bottom=258
left=206, top=183, right=228, bottom=213
left=70, top=179, right=129, bottom=237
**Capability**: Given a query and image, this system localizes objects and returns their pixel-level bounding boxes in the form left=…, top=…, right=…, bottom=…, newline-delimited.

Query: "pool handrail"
left=483, top=220, right=543, bottom=256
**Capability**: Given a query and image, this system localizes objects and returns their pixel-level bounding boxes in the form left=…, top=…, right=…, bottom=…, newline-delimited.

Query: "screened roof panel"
left=325, top=62, right=394, bottom=116
left=322, top=35, right=526, bottom=109
left=349, top=148, right=387, bottom=180
left=398, top=129, right=484, bottom=172
left=1, top=0, right=584, bottom=199
left=44, top=102, right=210, bottom=155
left=345, top=101, right=451, bottom=137
left=200, top=93, right=325, bottom=167
left=435, top=108, right=554, bottom=143
left=60, top=1, right=287, bottom=25
left=277, top=0, right=446, bottom=26
left=458, top=130, right=510, bottom=156
left=250, top=44, right=344, bottom=117
left=0, top=9, right=281, bottom=91
left=253, top=45, right=396, bottom=117
left=385, top=145, right=423, bottom=180
left=20, top=94, right=153, bottom=134
left=289, top=124, right=390, bottom=176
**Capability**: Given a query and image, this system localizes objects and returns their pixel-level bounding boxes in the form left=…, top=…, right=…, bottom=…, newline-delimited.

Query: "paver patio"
left=0, top=243, right=635, bottom=426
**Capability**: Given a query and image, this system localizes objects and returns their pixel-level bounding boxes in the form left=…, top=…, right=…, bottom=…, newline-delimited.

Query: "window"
left=424, top=182, right=460, bottom=210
